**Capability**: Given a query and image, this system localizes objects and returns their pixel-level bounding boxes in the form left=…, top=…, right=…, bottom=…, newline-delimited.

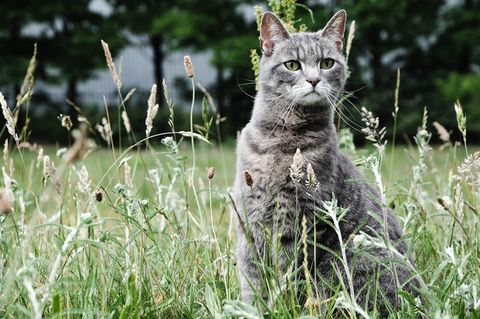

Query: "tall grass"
left=1, top=31, right=480, bottom=319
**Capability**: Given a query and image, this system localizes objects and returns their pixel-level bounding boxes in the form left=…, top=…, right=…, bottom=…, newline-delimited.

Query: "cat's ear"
left=320, top=10, right=347, bottom=51
left=260, top=12, right=290, bottom=56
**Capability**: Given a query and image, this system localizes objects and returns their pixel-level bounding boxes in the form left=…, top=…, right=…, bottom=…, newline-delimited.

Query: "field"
left=1, top=41, right=479, bottom=319
left=1, top=122, right=480, bottom=318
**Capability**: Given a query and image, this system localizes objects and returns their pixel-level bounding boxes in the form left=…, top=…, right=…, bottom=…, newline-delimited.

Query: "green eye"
left=320, top=58, right=335, bottom=69
left=284, top=60, right=301, bottom=71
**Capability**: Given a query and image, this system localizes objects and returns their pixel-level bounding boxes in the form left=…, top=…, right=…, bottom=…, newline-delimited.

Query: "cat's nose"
left=306, top=78, right=320, bottom=87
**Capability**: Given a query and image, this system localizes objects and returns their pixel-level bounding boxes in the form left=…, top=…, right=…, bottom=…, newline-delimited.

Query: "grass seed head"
left=77, top=165, right=92, bottom=195
left=290, top=148, right=305, bottom=185
left=0, top=92, right=18, bottom=141
left=244, top=171, right=253, bottom=187
left=101, top=40, right=122, bottom=89
left=184, top=56, right=195, bottom=78
left=59, top=114, right=73, bottom=131
left=121, top=111, right=132, bottom=134
left=3, top=139, right=14, bottom=177
left=16, top=43, right=37, bottom=107
left=96, top=117, right=112, bottom=145
left=95, top=189, right=103, bottom=202
left=43, top=155, right=56, bottom=180
left=146, top=84, right=159, bottom=138
left=208, top=167, right=215, bottom=180
left=433, top=121, right=451, bottom=144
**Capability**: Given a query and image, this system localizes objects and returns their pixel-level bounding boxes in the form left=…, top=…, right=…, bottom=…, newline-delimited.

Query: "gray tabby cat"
left=233, top=10, right=417, bottom=313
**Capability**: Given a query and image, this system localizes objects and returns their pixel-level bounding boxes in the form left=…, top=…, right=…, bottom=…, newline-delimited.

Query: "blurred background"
left=0, top=0, right=479, bottom=144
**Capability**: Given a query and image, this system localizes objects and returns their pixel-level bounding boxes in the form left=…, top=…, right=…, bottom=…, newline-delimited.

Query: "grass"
left=1, top=37, right=480, bottom=318
left=1, top=137, right=479, bottom=318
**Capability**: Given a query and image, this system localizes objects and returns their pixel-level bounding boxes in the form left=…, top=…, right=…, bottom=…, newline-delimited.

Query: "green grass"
left=1, top=134, right=479, bottom=318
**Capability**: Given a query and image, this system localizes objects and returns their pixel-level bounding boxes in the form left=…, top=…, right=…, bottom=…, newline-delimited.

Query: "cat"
left=233, top=10, right=417, bottom=314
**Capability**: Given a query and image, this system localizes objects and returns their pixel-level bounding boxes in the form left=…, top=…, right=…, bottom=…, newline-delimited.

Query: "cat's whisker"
left=327, top=101, right=364, bottom=132
left=324, top=91, right=365, bottom=133
left=264, top=88, right=301, bottom=102
left=338, top=85, right=368, bottom=97
left=338, top=94, right=364, bottom=118
left=333, top=88, right=367, bottom=118
left=237, top=85, right=256, bottom=99
left=325, top=88, right=364, bottom=125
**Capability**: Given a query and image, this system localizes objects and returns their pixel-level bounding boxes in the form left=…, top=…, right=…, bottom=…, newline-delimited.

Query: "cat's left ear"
left=320, top=10, right=347, bottom=51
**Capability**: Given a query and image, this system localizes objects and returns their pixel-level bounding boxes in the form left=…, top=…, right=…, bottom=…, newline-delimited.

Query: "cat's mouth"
left=299, top=90, right=324, bottom=105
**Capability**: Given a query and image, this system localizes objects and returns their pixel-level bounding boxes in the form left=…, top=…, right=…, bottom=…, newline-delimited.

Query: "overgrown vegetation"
left=1, top=1, right=480, bottom=318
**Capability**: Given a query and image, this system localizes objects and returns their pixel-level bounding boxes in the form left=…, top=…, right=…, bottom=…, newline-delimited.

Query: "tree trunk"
left=66, top=78, right=78, bottom=115
left=150, top=34, right=164, bottom=98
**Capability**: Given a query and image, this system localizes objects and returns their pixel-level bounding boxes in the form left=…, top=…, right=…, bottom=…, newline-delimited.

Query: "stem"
left=332, top=216, right=356, bottom=303
left=189, top=78, right=204, bottom=230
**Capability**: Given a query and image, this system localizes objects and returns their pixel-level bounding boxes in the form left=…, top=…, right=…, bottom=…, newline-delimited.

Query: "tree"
left=110, top=0, right=257, bottom=134
left=38, top=0, right=125, bottom=105
left=0, top=0, right=44, bottom=97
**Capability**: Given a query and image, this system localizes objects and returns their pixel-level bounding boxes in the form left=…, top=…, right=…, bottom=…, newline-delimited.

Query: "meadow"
left=1, top=44, right=480, bottom=319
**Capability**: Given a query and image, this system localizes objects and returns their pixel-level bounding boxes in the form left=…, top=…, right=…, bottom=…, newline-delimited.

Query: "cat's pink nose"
left=306, top=78, right=320, bottom=87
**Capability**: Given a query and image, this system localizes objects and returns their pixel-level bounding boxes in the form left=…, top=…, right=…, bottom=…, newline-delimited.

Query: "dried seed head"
left=3, top=139, right=14, bottom=177
left=183, top=56, right=194, bottom=78
left=101, top=40, right=122, bottom=89
left=121, top=111, right=131, bottom=133
left=306, top=162, right=317, bottom=188
left=43, top=155, right=56, bottom=180
left=207, top=167, right=215, bottom=179
left=0, top=92, right=18, bottom=141
left=290, top=148, right=305, bottom=185
left=77, top=165, right=91, bottom=195
left=37, top=146, right=44, bottom=168
left=145, top=84, right=159, bottom=138
left=16, top=43, right=37, bottom=107
left=0, top=188, right=14, bottom=215
left=95, top=189, right=103, bottom=202
left=59, top=114, right=73, bottom=131
left=433, top=121, right=450, bottom=143
left=244, top=171, right=253, bottom=187
left=96, top=117, right=112, bottom=144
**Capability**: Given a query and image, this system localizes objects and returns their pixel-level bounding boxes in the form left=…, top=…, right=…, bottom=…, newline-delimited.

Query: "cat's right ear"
left=260, top=12, right=290, bottom=57
left=320, top=10, right=347, bottom=51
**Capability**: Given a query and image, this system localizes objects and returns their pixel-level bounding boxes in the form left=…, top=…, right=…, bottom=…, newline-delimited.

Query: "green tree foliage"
left=0, top=0, right=43, bottom=94
left=110, top=0, right=257, bottom=135
left=1, top=0, right=124, bottom=104
left=39, top=0, right=125, bottom=104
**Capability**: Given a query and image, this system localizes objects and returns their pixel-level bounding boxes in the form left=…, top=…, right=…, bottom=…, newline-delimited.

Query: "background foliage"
left=0, top=0, right=479, bottom=144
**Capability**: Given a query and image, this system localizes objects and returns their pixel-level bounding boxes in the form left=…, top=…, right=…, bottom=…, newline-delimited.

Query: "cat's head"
left=258, top=10, right=348, bottom=110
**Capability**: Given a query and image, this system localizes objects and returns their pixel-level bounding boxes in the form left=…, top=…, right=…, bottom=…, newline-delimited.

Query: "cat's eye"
left=320, top=58, right=335, bottom=69
left=284, top=60, right=301, bottom=71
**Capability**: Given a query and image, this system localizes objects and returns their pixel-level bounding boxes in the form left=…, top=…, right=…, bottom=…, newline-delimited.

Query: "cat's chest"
left=243, top=150, right=318, bottom=190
